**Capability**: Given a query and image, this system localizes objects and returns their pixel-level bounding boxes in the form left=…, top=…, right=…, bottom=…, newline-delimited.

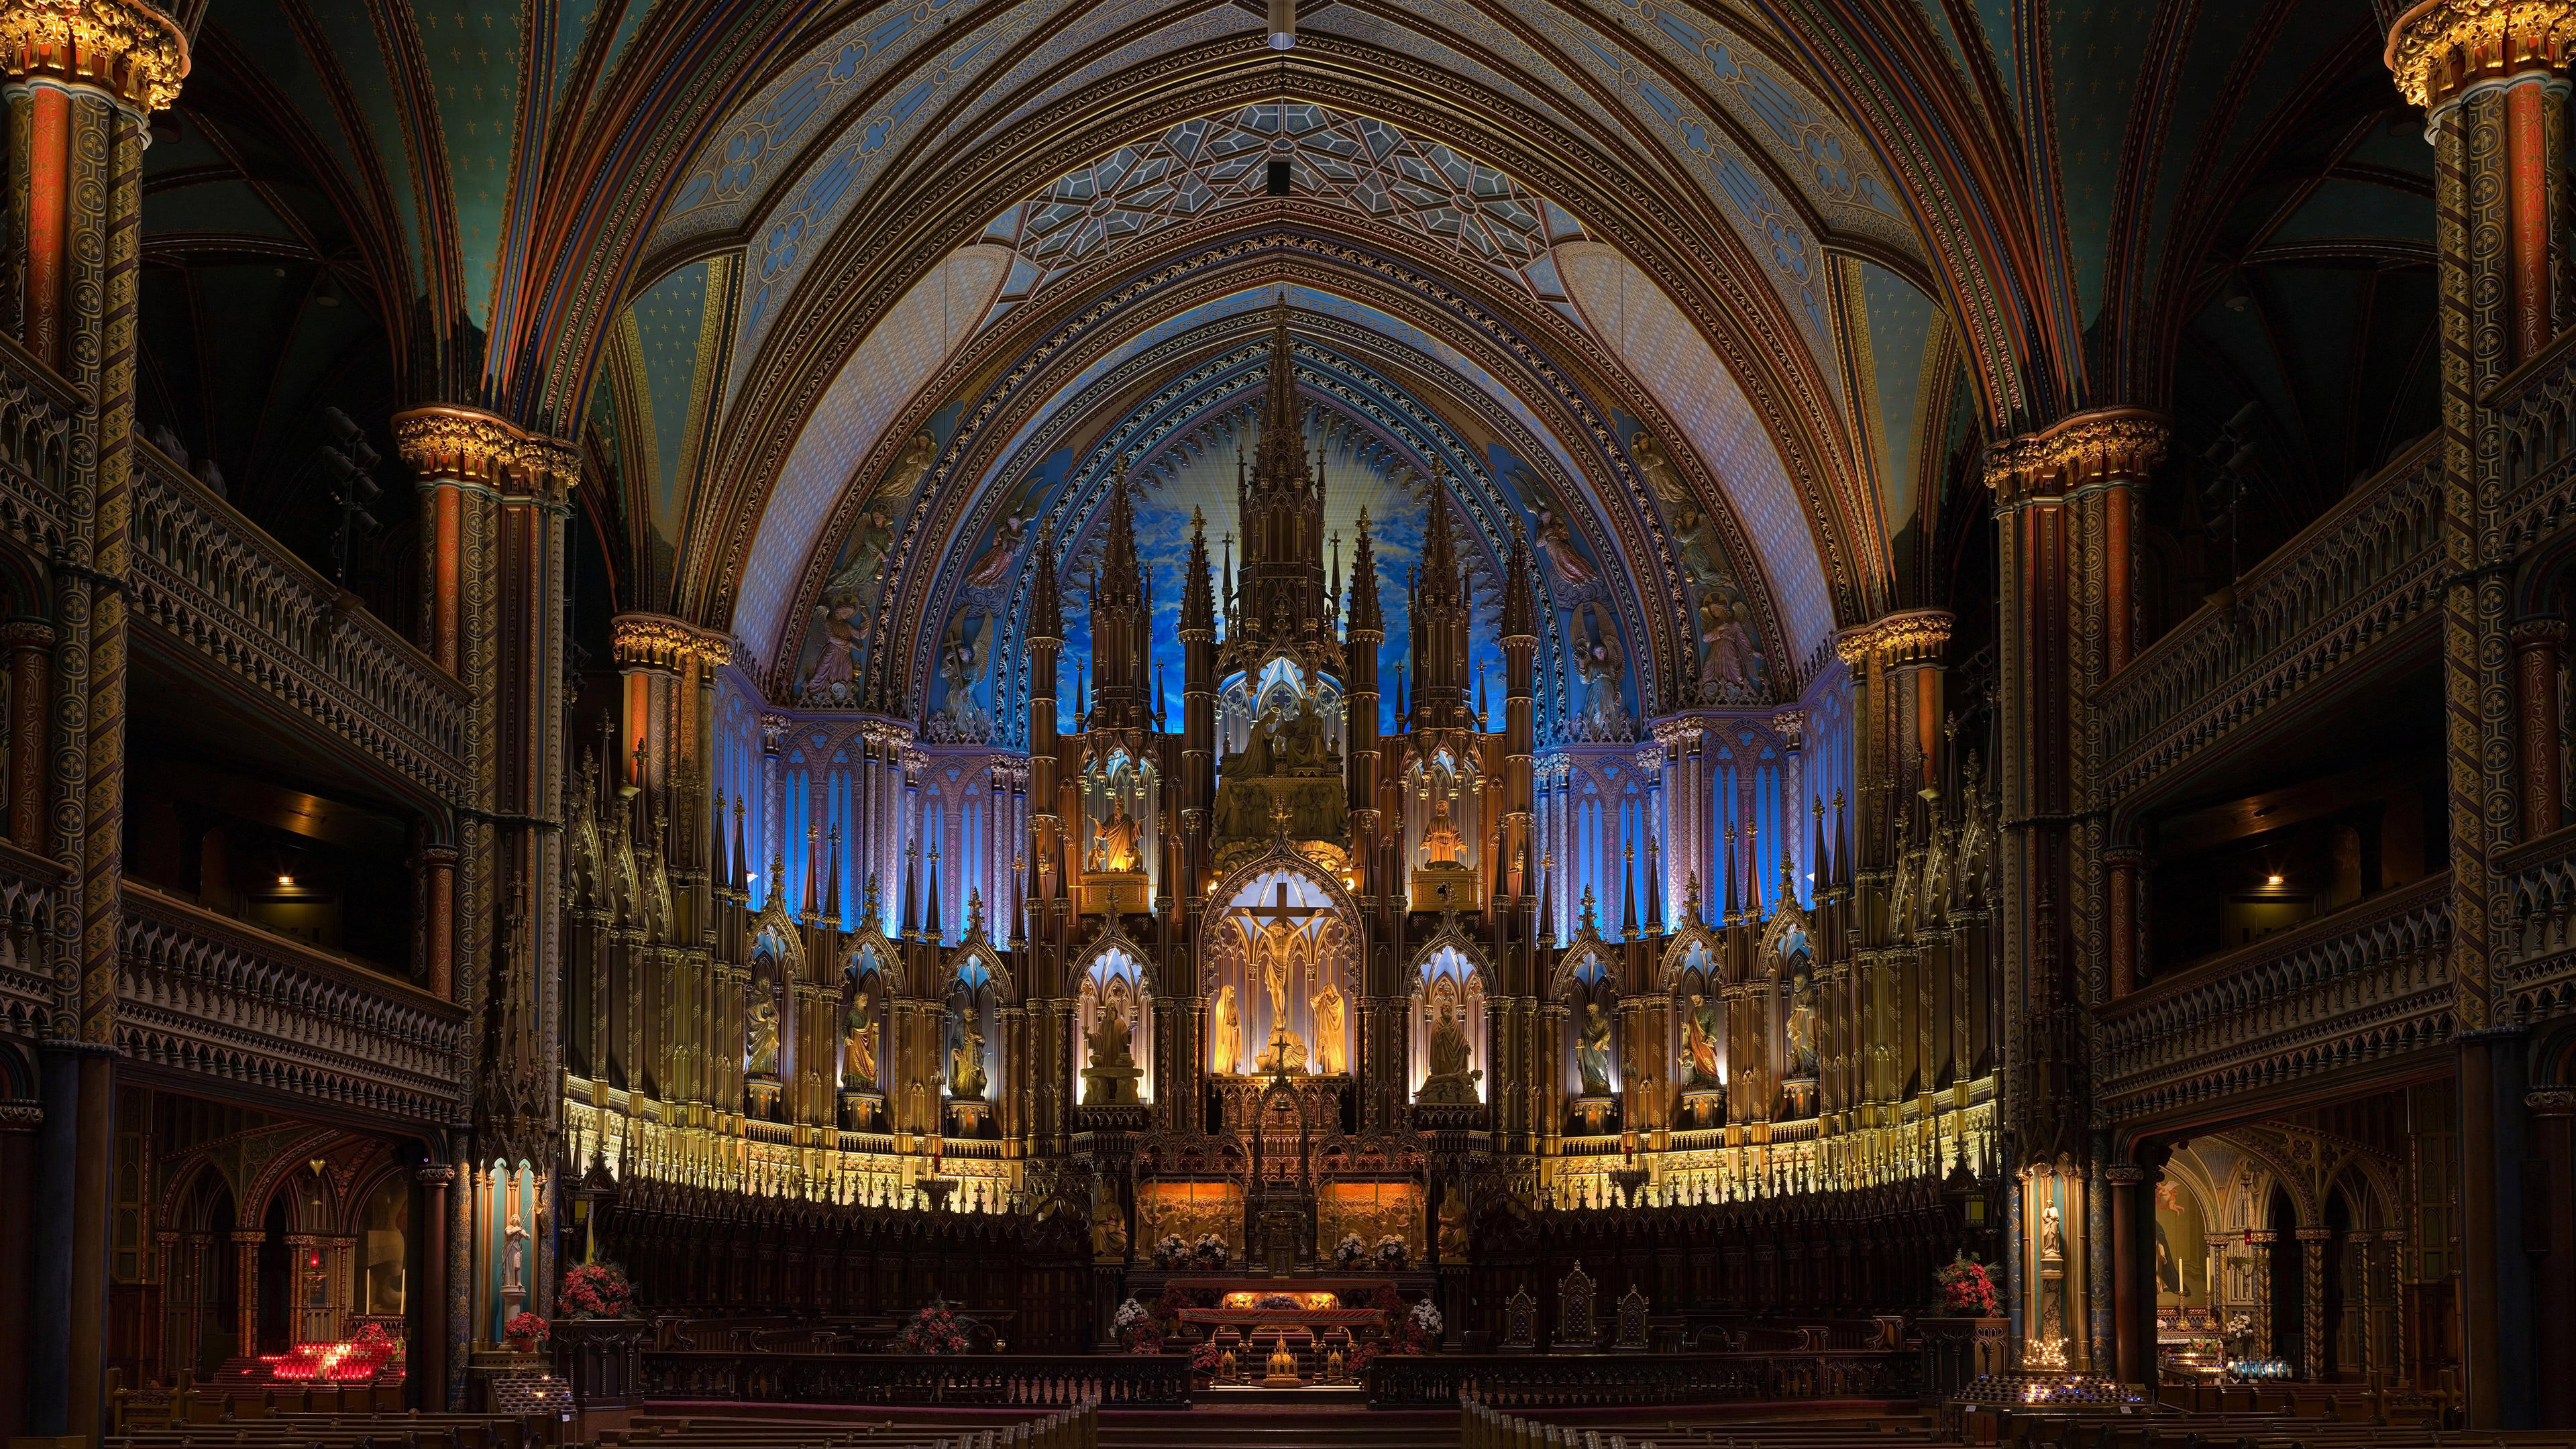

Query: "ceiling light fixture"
left=1268, top=0, right=1294, bottom=49
left=277, top=874, right=296, bottom=887
left=2266, top=873, right=2284, bottom=887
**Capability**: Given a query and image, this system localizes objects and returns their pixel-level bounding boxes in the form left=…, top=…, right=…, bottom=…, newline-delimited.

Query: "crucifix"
left=1235, top=880, right=1326, bottom=1073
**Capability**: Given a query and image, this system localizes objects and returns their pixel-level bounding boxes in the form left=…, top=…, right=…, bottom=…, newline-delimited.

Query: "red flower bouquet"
left=1935, top=1252, right=2004, bottom=1316
left=559, top=1262, right=635, bottom=1320
left=890, top=1295, right=974, bottom=1355
left=503, top=1311, right=547, bottom=1349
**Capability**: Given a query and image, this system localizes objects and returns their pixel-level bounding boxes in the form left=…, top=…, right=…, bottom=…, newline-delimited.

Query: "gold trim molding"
left=0, top=0, right=186, bottom=111
left=392, top=405, right=581, bottom=491
left=1982, top=408, right=2169, bottom=505
left=1833, top=608, right=1953, bottom=669
left=2385, top=0, right=2576, bottom=109
left=612, top=613, right=734, bottom=670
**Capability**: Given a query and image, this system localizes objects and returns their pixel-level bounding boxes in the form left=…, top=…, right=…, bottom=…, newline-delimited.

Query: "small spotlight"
left=2265, top=874, right=2283, bottom=887
left=276, top=874, right=296, bottom=888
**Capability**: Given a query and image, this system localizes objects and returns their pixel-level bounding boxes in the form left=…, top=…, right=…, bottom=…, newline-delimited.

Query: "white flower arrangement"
left=1334, top=1234, right=1366, bottom=1268
left=1409, top=1299, right=1443, bottom=1337
left=1112, top=1297, right=1150, bottom=1333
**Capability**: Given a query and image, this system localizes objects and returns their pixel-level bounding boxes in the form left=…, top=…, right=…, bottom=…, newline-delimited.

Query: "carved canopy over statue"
left=1205, top=863, right=1356, bottom=1078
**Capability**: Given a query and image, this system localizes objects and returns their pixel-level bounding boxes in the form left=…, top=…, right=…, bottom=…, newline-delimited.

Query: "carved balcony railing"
left=0, top=838, right=63, bottom=1037
left=0, top=333, right=73, bottom=556
left=115, top=881, right=464, bottom=1124
left=127, top=443, right=468, bottom=800
left=2500, top=823, right=2576, bottom=1021
left=2493, top=325, right=2576, bottom=551
left=2098, top=437, right=2442, bottom=802
left=635, top=1351, right=1189, bottom=1408
left=2096, top=873, right=2454, bottom=1124
left=1368, top=1348, right=1919, bottom=1409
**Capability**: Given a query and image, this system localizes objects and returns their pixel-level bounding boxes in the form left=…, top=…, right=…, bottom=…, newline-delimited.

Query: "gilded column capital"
left=392, top=405, right=580, bottom=493
left=2527, top=1087, right=2576, bottom=1115
left=2510, top=616, right=2569, bottom=645
left=411, top=1163, right=455, bottom=1187
left=1, top=619, right=54, bottom=649
left=0, top=0, right=186, bottom=111
left=1982, top=408, right=2169, bottom=506
left=1832, top=608, right=1953, bottom=669
left=2385, top=0, right=2576, bottom=111
left=610, top=613, right=735, bottom=671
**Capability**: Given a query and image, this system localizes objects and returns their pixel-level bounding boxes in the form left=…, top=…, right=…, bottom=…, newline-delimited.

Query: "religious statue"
left=746, top=991, right=780, bottom=1077
left=1576, top=1001, right=1613, bottom=1097
left=501, top=1197, right=527, bottom=1294
left=1088, top=797, right=1142, bottom=873
left=1572, top=602, right=1629, bottom=738
left=1534, top=508, right=1599, bottom=596
left=804, top=599, right=861, bottom=696
left=1626, top=432, right=1686, bottom=506
left=963, top=510, right=1028, bottom=590
left=950, top=1005, right=988, bottom=1098
left=841, top=996, right=877, bottom=1089
left=2040, top=1201, right=2064, bottom=1260
left=1085, top=996, right=1134, bottom=1071
left=1417, top=1000, right=1482, bottom=1104
left=1784, top=971, right=1819, bottom=1077
left=932, top=608, right=994, bottom=739
left=1309, top=978, right=1347, bottom=1075
left=1418, top=792, right=1466, bottom=867
left=1677, top=992, right=1722, bottom=1089
left=1210, top=983, right=1242, bottom=1075
left=1697, top=594, right=1758, bottom=702
left=1250, top=902, right=1312, bottom=1073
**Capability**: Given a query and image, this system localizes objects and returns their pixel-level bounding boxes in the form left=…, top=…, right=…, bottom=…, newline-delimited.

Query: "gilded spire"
left=1181, top=506, right=1216, bottom=636
left=1347, top=506, right=1382, bottom=636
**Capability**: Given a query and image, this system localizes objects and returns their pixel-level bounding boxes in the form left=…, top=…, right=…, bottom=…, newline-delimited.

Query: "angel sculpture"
left=964, top=511, right=1028, bottom=591
left=1533, top=508, right=1599, bottom=596
left=935, top=608, right=995, bottom=735
left=1631, top=432, right=1690, bottom=505
left=1572, top=603, right=1628, bottom=737
left=1698, top=594, right=1757, bottom=700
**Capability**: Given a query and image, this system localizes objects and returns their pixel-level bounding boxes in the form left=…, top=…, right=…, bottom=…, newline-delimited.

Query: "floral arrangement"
left=559, top=1262, right=635, bottom=1321
left=1190, top=1338, right=1230, bottom=1379
left=890, top=1295, right=974, bottom=1355
left=1935, top=1252, right=2004, bottom=1316
left=1333, top=1233, right=1367, bottom=1269
left=1373, top=1234, right=1407, bottom=1269
left=1408, top=1299, right=1444, bottom=1340
left=1190, top=1233, right=1229, bottom=1268
left=503, top=1311, right=547, bottom=1347
left=352, top=1321, right=395, bottom=1344
left=1112, top=1296, right=1161, bottom=1354
left=1151, top=1234, right=1188, bottom=1269
left=1255, top=1293, right=1301, bottom=1310
left=1370, top=1285, right=1432, bottom=1356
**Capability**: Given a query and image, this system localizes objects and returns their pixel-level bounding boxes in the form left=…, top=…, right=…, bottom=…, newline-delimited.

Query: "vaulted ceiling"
left=136, top=0, right=2444, bottom=731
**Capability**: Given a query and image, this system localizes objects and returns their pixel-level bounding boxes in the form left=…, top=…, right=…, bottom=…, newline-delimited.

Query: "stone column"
left=2296, top=1226, right=2334, bottom=1381
left=3, top=6, right=182, bottom=1433
left=231, top=1229, right=264, bottom=1359
left=2514, top=619, right=2566, bottom=840
left=412, top=1165, right=451, bottom=1410
left=2387, top=5, right=2576, bottom=1424
left=2105, top=1164, right=2148, bottom=1383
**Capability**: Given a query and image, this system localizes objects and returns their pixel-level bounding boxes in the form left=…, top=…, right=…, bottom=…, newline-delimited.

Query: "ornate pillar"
left=3, top=5, right=182, bottom=1433
left=2387, top=5, right=2576, bottom=1422
left=2514, top=619, right=2566, bottom=841
left=412, top=1165, right=451, bottom=1409
left=1986, top=413, right=2165, bottom=1371
left=230, top=1228, right=263, bottom=1359
left=2106, top=1163, right=2148, bottom=1383
left=2296, top=1226, right=2334, bottom=1381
